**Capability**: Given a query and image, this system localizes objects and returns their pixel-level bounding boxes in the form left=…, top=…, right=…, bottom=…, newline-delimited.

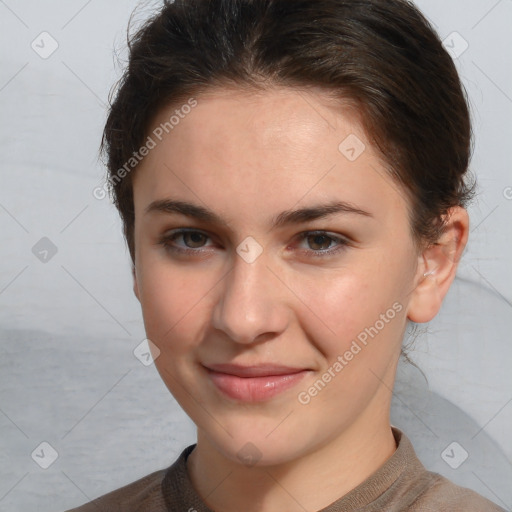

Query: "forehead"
left=158, top=86, right=367, bottom=161
left=133, top=86, right=409, bottom=227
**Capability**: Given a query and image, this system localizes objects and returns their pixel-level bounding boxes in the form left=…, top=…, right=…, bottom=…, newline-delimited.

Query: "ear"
left=407, top=206, right=469, bottom=323
left=132, top=264, right=140, bottom=302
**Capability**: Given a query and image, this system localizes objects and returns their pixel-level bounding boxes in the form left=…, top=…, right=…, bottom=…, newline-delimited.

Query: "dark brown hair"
left=101, top=0, right=475, bottom=264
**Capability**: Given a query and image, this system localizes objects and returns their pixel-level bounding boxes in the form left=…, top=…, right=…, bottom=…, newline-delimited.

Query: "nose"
left=211, top=251, right=290, bottom=345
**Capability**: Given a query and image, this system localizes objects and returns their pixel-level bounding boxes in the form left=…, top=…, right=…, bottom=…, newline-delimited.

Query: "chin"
left=204, top=418, right=312, bottom=468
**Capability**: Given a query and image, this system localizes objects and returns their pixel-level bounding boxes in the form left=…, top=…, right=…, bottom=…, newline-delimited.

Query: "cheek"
left=136, top=257, right=214, bottom=354
left=295, top=251, right=411, bottom=379
left=295, top=272, right=407, bottom=414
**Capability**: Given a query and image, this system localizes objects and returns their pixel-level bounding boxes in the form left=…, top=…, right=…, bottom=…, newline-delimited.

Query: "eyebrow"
left=144, top=198, right=373, bottom=229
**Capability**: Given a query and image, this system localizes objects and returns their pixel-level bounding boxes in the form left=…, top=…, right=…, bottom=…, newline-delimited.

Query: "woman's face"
left=132, top=87, right=424, bottom=465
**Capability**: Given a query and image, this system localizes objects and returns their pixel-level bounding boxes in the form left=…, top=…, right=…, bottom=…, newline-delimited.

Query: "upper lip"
left=204, top=363, right=308, bottom=377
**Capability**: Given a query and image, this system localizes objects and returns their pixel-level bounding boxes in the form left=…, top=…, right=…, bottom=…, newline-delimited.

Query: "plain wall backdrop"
left=0, top=1, right=511, bottom=510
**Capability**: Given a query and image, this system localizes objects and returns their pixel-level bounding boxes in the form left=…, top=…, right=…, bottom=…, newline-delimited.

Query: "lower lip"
left=206, top=369, right=310, bottom=402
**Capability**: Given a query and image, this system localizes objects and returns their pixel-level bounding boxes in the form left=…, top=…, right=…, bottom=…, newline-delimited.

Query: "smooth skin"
left=131, top=87, right=469, bottom=512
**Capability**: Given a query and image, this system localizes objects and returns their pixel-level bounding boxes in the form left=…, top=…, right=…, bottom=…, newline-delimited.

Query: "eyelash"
left=157, top=229, right=350, bottom=258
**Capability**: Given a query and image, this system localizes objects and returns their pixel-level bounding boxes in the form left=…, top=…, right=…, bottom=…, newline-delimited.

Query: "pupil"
left=186, top=232, right=204, bottom=248
left=310, top=235, right=330, bottom=250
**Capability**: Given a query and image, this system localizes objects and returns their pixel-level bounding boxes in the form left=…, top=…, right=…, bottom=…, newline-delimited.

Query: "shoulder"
left=64, top=468, right=167, bottom=512
left=383, top=429, right=506, bottom=512
left=409, top=470, right=507, bottom=512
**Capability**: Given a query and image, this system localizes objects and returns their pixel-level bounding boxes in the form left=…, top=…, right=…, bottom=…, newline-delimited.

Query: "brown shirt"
left=66, top=428, right=505, bottom=511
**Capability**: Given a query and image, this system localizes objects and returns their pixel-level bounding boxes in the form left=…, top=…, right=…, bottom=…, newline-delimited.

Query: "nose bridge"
left=212, top=251, right=288, bottom=344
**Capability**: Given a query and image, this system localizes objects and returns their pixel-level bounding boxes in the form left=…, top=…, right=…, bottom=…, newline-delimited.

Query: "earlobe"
left=407, top=207, right=469, bottom=323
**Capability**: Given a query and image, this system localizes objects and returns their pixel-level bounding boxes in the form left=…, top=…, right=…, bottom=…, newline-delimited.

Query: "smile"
left=203, top=364, right=311, bottom=402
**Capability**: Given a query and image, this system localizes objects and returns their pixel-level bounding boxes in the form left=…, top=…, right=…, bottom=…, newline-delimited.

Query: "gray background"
left=0, top=1, right=511, bottom=510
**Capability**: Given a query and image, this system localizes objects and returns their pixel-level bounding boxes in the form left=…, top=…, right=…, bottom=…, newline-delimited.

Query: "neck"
left=186, top=413, right=397, bottom=512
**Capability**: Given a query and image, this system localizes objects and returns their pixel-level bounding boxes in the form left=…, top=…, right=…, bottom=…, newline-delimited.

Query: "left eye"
left=295, top=231, right=348, bottom=255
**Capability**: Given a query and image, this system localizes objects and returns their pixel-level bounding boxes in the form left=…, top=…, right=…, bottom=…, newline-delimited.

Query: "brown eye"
left=306, top=233, right=335, bottom=251
left=181, top=231, right=208, bottom=248
left=158, top=229, right=214, bottom=255
left=295, top=231, right=350, bottom=258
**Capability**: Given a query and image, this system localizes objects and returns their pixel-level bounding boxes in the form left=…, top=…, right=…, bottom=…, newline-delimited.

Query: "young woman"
left=68, top=0, right=505, bottom=510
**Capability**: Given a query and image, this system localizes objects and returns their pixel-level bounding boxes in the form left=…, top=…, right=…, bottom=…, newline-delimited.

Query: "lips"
left=204, top=363, right=307, bottom=377
left=203, top=363, right=311, bottom=402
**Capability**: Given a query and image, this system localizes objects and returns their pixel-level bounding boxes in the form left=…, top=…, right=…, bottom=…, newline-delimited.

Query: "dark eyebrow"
left=144, top=198, right=373, bottom=229
left=145, top=199, right=229, bottom=226
left=272, top=201, right=373, bottom=228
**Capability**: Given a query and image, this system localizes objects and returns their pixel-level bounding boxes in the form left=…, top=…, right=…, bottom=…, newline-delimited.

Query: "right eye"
left=158, top=229, right=215, bottom=255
